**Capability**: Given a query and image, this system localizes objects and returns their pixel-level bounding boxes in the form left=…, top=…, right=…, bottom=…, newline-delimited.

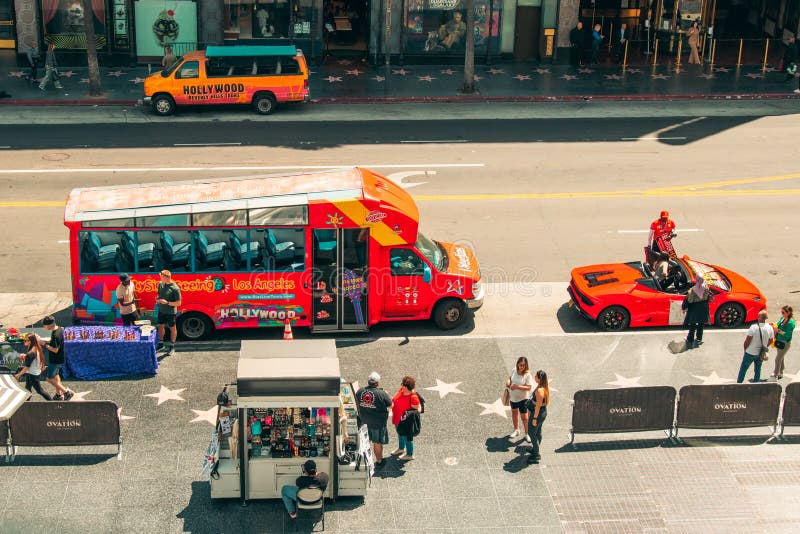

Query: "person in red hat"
left=648, top=210, right=676, bottom=256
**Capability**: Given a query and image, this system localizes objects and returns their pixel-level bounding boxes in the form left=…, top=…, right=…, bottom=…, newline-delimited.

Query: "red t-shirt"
left=650, top=218, right=675, bottom=240
left=391, top=390, right=420, bottom=427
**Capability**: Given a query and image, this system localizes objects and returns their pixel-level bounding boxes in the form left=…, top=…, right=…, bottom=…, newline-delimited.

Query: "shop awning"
left=206, top=45, right=298, bottom=58
left=0, top=374, right=31, bottom=421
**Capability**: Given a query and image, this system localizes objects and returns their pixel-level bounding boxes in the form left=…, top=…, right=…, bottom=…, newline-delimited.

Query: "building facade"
left=3, top=0, right=797, bottom=64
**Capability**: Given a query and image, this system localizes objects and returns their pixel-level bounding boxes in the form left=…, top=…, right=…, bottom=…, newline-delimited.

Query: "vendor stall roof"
left=237, top=340, right=341, bottom=398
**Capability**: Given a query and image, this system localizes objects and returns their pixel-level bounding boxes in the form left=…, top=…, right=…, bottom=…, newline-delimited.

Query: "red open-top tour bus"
left=64, top=167, right=484, bottom=339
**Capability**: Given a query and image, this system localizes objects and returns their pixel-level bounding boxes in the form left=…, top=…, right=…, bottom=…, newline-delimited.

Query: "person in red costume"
left=648, top=210, right=676, bottom=255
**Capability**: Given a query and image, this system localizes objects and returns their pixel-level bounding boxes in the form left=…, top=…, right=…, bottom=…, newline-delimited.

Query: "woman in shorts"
left=506, top=356, right=533, bottom=442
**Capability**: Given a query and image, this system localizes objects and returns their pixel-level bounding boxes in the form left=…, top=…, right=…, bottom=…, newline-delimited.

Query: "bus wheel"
left=253, top=93, right=276, bottom=115
left=433, top=299, right=467, bottom=330
left=178, top=312, right=213, bottom=340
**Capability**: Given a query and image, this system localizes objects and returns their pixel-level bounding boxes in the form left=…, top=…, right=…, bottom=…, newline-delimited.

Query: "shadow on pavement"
left=555, top=437, right=671, bottom=453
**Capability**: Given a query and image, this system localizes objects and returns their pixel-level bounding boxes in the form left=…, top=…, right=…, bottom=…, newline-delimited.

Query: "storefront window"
left=42, top=0, right=107, bottom=49
left=225, top=0, right=293, bottom=39
left=405, top=0, right=501, bottom=55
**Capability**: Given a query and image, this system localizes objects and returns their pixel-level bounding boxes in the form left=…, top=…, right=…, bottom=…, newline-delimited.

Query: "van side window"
left=390, top=249, right=425, bottom=276
left=176, top=61, right=199, bottom=79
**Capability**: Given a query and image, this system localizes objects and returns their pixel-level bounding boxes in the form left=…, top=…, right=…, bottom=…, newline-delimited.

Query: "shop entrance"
left=0, top=0, right=15, bottom=49
left=513, top=6, right=540, bottom=61
left=312, top=228, right=369, bottom=332
left=322, top=0, right=369, bottom=57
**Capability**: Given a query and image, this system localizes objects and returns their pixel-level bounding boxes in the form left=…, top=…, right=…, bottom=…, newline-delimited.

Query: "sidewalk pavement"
left=1, top=59, right=799, bottom=106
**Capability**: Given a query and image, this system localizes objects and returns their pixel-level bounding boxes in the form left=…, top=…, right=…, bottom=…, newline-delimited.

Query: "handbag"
left=501, top=384, right=510, bottom=407
left=775, top=340, right=786, bottom=350
left=757, top=323, right=769, bottom=361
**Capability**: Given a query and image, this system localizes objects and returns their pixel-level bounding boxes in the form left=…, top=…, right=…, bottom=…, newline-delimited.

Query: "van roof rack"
left=205, top=45, right=299, bottom=58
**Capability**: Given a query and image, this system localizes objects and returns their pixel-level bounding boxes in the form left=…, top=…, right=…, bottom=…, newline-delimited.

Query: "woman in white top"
left=14, top=333, right=52, bottom=400
left=506, top=356, right=533, bottom=442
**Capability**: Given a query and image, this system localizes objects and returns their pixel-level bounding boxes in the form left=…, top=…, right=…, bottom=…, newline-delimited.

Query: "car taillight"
left=304, top=79, right=308, bottom=89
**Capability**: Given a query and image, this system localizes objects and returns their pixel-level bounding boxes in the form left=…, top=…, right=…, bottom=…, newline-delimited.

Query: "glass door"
left=0, top=0, right=14, bottom=49
left=311, top=228, right=369, bottom=331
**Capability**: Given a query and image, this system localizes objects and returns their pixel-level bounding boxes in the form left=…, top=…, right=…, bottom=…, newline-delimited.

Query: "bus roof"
left=205, top=45, right=298, bottom=58
left=64, top=167, right=420, bottom=245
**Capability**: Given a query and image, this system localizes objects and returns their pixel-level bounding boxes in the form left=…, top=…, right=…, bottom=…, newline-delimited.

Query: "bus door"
left=311, top=228, right=369, bottom=331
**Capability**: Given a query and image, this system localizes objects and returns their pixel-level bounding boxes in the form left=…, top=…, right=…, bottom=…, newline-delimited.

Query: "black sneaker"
left=156, top=342, right=165, bottom=351
left=64, top=390, right=74, bottom=401
left=53, top=394, right=64, bottom=401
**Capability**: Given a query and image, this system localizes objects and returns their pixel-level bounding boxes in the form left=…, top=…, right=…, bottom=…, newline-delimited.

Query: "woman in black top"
left=526, top=370, right=549, bottom=464
left=14, top=333, right=52, bottom=400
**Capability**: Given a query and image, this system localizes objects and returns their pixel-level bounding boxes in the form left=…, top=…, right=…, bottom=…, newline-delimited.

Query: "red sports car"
left=568, top=255, right=766, bottom=331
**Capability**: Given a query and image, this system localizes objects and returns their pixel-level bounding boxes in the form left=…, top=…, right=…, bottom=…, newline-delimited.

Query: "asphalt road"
left=2, top=101, right=800, bottom=333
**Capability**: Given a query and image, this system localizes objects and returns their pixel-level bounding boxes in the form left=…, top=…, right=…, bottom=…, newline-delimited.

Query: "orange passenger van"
left=143, top=45, right=309, bottom=116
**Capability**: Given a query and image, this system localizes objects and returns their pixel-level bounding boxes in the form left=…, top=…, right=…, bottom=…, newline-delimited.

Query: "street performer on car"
left=648, top=210, right=676, bottom=256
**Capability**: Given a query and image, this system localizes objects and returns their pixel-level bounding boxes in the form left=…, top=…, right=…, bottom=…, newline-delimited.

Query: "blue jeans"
left=397, top=431, right=414, bottom=456
left=737, top=352, right=762, bottom=383
left=281, top=485, right=298, bottom=513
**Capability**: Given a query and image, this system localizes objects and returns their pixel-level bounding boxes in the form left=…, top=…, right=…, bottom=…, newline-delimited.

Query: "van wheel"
left=254, top=94, right=276, bottom=115
left=152, top=94, right=175, bottom=116
left=433, top=299, right=467, bottom=330
left=178, top=312, right=213, bottom=340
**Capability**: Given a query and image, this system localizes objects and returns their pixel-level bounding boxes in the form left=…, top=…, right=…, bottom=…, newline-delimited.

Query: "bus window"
left=193, top=230, right=228, bottom=272
left=82, top=218, right=134, bottom=228
left=248, top=205, right=307, bottom=225
left=255, top=228, right=305, bottom=271
left=226, top=229, right=261, bottom=270
left=193, top=210, right=247, bottom=226
left=79, top=231, right=123, bottom=274
left=390, top=249, right=425, bottom=276
left=159, top=230, right=193, bottom=271
left=140, top=214, right=190, bottom=227
left=132, top=231, right=162, bottom=273
left=119, top=231, right=157, bottom=273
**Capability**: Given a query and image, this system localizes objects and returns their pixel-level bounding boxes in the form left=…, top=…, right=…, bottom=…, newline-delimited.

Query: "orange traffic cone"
left=283, top=318, right=293, bottom=341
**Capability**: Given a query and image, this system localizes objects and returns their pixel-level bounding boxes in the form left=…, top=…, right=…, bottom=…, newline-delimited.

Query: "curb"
left=0, top=93, right=798, bottom=107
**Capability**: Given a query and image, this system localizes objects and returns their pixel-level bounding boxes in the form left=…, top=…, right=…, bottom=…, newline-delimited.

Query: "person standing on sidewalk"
left=569, top=22, right=584, bottom=67
left=591, top=24, right=603, bottom=64
left=156, top=270, right=181, bottom=357
left=526, top=370, right=549, bottom=464
left=39, top=43, right=63, bottom=92
left=355, top=372, right=392, bottom=466
left=42, top=315, right=74, bottom=401
left=683, top=278, right=711, bottom=349
left=15, top=334, right=52, bottom=401
left=613, top=23, right=628, bottom=63
left=686, top=21, right=701, bottom=64
left=116, top=273, right=140, bottom=326
left=772, top=305, right=795, bottom=380
left=390, top=375, right=421, bottom=461
left=161, top=46, right=177, bottom=69
left=506, top=356, right=533, bottom=442
left=783, top=37, right=798, bottom=83
left=737, top=310, right=773, bottom=384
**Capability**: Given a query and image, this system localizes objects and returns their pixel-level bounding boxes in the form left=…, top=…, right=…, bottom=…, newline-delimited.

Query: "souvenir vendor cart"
left=210, top=339, right=368, bottom=503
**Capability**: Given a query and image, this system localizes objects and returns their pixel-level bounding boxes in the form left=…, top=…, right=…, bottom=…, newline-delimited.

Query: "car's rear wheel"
left=597, top=306, right=630, bottom=331
left=253, top=93, right=276, bottom=115
left=715, top=302, right=745, bottom=328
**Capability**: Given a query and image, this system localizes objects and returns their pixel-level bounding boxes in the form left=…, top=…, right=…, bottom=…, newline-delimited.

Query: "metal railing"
left=611, top=36, right=785, bottom=69
left=169, top=42, right=207, bottom=56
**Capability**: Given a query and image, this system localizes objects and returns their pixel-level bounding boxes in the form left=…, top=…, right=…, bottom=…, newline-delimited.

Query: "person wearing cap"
left=648, top=210, right=676, bottom=255
left=156, top=270, right=182, bottom=356
left=42, top=315, right=74, bottom=400
left=116, top=273, right=140, bottom=326
left=355, top=372, right=393, bottom=466
left=280, top=459, right=329, bottom=519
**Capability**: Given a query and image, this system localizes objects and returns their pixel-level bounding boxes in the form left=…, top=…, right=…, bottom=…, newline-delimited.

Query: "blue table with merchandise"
left=63, top=326, right=159, bottom=380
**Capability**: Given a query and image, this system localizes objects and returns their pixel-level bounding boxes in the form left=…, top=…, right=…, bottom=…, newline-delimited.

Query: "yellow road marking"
left=4, top=173, right=800, bottom=207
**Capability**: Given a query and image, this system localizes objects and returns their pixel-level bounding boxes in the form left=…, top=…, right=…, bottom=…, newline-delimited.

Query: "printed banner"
left=677, top=384, right=781, bottom=430
left=9, top=400, right=120, bottom=446
left=781, top=383, right=800, bottom=428
left=571, top=386, right=677, bottom=435
left=134, top=0, right=197, bottom=57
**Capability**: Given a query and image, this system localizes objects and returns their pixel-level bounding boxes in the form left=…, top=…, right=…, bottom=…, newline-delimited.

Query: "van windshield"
left=161, top=57, right=183, bottom=77
left=415, top=232, right=445, bottom=271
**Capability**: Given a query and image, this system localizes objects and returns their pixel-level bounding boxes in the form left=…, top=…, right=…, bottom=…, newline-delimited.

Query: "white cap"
left=368, top=371, right=381, bottom=384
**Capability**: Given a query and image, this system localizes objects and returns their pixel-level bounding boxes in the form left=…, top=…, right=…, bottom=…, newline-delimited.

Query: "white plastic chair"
left=296, top=487, right=325, bottom=531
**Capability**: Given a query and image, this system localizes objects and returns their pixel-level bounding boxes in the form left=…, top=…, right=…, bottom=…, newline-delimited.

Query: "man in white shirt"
left=116, top=273, right=139, bottom=326
left=737, top=310, right=773, bottom=383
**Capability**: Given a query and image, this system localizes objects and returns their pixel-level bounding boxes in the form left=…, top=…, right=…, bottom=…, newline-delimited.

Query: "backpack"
left=417, top=392, right=426, bottom=414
